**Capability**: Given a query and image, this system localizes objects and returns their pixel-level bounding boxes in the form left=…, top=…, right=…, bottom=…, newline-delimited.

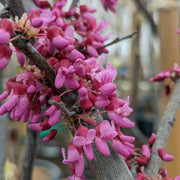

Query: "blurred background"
left=0, top=0, right=180, bottom=179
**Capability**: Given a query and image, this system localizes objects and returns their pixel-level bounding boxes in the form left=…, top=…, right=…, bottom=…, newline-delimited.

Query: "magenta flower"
left=28, top=118, right=51, bottom=131
left=32, top=0, right=51, bottom=8
left=95, top=120, right=117, bottom=156
left=0, top=19, right=13, bottom=45
left=158, top=148, right=174, bottom=162
left=107, top=97, right=134, bottom=128
left=78, top=87, right=93, bottom=111
left=111, top=127, right=135, bottom=157
left=62, top=144, right=85, bottom=178
left=47, top=26, right=70, bottom=50
left=0, top=46, right=12, bottom=71
left=100, top=0, right=119, bottom=12
left=73, top=126, right=96, bottom=161
left=137, top=145, right=151, bottom=166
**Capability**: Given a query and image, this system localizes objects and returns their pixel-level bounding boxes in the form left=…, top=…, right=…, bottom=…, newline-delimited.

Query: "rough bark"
left=145, top=79, right=180, bottom=177
left=21, top=126, right=38, bottom=180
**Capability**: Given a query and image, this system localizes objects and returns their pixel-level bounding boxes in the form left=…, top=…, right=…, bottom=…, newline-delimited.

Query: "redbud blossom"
left=0, top=19, right=13, bottom=45
left=62, top=145, right=85, bottom=178
left=148, top=133, right=156, bottom=146
left=0, top=46, right=12, bottom=71
left=73, top=126, right=96, bottom=161
left=47, top=26, right=69, bottom=50
left=137, top=145, right=150, bottom=166
left=158, top=149, right=174, bottom=162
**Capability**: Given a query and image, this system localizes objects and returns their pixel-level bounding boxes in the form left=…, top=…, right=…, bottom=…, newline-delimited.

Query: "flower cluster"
left=150, top=63, right=180, bottom=95
left=0, top=1, right=134, bottom=178
left=124, top=133, right=176, bottom=180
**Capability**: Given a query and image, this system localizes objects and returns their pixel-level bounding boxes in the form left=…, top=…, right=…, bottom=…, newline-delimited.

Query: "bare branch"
left=98, top=32, right=137, bottom=49
left=134, top=0, right=157, bottom=34
left=145, top=79, right=180, bottom=177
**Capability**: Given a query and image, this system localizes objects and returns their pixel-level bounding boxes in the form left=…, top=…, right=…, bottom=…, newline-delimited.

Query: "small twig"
left=98, top=32, right=138, bottom=49
left=145, top=79, right=180, bottom=177
left=49, top=99, right=76, bottom=117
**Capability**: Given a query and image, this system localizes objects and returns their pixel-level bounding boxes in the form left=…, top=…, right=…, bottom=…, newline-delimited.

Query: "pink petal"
left=0, top=29, right=10, bottom=45
left=14, top=94, right=30, bottom=118
left=48, top=109, right=61, bottom=126
left=16, top=51, right=25, bottom=66
left=52, top=36, right=69, bottom=50
left=55, top=68, right=65, bottom=89
left=65, top=48, right=85, bottom=62
left=95, top=96, right=110, bottom=109
left=83, top=144, right=94, bottom=161
left=112, top=139, right=130, bottom=157
left=87, top=45, right=99, bottom=57
left=95, top=137, right=110, bottom=156
left=74, top=156, right=84, bottom=177
left=73, top=136, right=86, bottom=146
left=86, top=129, right=96, bottom=141
left=0, top=91, right=9, bottom=101
left=65, top=76, right=79, bottom=89
left=28, top=123, right=42, bottom=131
left=99, top=83, right=116, bottom=96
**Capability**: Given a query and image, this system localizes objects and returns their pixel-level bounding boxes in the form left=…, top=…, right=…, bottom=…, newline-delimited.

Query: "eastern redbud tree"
left=0, top=0, right=180, bottom=180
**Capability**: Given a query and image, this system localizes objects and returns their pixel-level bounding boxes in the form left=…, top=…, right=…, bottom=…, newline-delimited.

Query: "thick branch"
left=8, top=0, right=26, bottom=19
left=145, top=79, right=180, bottom=177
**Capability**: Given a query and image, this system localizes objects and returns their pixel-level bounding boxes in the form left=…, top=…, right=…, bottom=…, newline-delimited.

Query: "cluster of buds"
left=125, top=133, right=175, bottom=180
left=150, top=63, right=180, bottom=95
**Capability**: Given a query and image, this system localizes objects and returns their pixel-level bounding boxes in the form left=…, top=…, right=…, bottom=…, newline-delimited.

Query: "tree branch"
left=21, top=125, right=38, bottom=180
left=145, top=79, right=180, bottom=177
left=134, top=0, right=157, bottom=34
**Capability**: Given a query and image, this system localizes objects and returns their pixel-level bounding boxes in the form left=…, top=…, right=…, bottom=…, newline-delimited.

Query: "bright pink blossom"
left=0, top=19, right=13, bottom=45
left=62, top=144, right=85, bottom=178
left=158, top=148, right=174, bottom=162
left=73, top=126, right=96, bottom=161
left=100, top=0, right=119, bottom=12
left=0, top=46, right=12, bottom=71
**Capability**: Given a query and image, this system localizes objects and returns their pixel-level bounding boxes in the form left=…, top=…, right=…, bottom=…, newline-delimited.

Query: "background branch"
left=134, top=0, right=157, bottom=34
left=145, top=79, right=180, bottom=177
left=21, top=126, right=38, bottom=180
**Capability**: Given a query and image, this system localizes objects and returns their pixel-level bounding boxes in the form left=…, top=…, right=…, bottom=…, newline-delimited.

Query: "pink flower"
left=32, top=0, right=51, bottom=8
left=73, top=126, right=96, bottom=161
left=107, top=97, right=134, bottom=128
left=0, top=19, right=13, bottom=45
left=95, top=120, right=117, bottom=156
left=158, top=148, right=174, bottom=162
left=47, top=26, right=69, bottom=50
left=0, top=46, right=12, bottom=71
left=28, top=118, right=51, bottom=131
left=62, top=144, right=85, bottom=178
left=44, top=96, right=61, bottom=126
left=137, top=145, right=150, bottom=166
left=100, top=0, right=119, bottom=12
left=148, top=133, right=156, bottom=146
left=111, top=127, right=134, bottom=157
left=78, top=87, right=93, bottom=111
